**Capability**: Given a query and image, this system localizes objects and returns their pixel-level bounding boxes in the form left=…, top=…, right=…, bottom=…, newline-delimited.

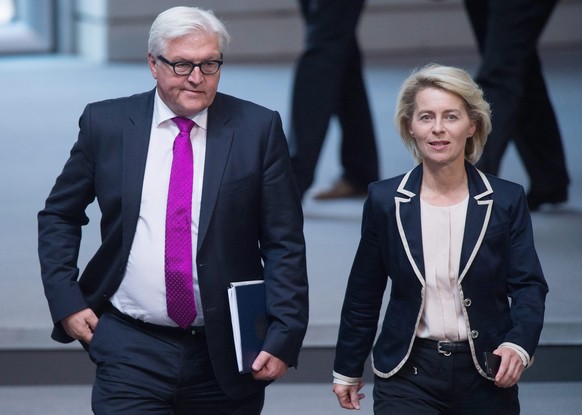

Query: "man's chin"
left=174, top=103, right=209, bottom=117
left=179, top=96, right=216, bottom=114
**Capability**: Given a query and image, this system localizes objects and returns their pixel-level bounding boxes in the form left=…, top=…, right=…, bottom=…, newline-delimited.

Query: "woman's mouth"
left=429, top=140, right=450, bottom=149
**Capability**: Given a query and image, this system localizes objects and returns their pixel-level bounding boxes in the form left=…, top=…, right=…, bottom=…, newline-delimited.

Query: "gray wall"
left=72, top=0, right=582, bottom=63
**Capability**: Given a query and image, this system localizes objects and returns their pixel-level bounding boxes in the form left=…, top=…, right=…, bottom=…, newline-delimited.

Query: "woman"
left=332, top=64, right=548, bottom=414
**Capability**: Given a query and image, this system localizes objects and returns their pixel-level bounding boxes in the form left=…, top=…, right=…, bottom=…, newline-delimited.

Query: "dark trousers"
left=89, top=309, right=264, bottom=415
left=288, top=0, right=379, bottom=197
left=465, top=0, right=569, bottom=195
left=373, top=344, right=519, bottom=414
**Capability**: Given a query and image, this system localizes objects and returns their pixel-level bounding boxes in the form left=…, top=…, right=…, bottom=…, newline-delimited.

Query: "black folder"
left=227, top=280, right=268, bottom=373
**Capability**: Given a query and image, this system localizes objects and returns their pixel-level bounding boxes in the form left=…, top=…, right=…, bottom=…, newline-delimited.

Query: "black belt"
left=106, top=304, right=205, bottom=337
left=415, top=338, right=470, bottom=355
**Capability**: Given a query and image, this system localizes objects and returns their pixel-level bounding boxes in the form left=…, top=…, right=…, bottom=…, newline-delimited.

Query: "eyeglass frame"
left=157, top=55, right=224, bottom=76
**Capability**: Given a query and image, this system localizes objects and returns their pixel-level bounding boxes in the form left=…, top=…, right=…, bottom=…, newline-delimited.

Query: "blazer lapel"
left=458, top=163, right=494, bottom=283
left=395, top=165, right=425, bottom=285
left=121, top=90, right=155, bottom=257
left=197, top=94, right=234, bottom=250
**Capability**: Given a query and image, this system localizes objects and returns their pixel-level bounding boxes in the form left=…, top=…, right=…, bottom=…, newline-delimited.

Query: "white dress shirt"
left=111, top=90, right=207, bottom=327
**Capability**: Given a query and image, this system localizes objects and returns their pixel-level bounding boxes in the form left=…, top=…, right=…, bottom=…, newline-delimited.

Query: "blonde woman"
left=333, top=64, right=547, bottom=414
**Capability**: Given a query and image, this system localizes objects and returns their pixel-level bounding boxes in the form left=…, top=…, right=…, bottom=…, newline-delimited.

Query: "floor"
left=1, top=382, right=581, bottom=414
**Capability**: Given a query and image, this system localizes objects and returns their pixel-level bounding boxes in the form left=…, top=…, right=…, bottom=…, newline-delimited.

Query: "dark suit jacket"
left=38, top=89, right=309, bottom=398
left=334, top=162, right=548, bottom=380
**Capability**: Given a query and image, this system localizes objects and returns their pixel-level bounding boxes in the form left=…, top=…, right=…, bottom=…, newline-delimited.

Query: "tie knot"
left=172, top=116, right=195, bottom=134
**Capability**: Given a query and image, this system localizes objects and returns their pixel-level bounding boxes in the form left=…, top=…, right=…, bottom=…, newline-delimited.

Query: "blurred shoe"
left=313, top=179, right=368, bottom=200
left=527, top=188, right=568, bottom=211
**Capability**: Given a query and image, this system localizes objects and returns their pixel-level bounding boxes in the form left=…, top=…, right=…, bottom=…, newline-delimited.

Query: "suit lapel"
left=121, top=90, right=155, bottom=256
left=458, top=164, right=494, bottom=283
left=197, top=94, right=234, bottom=250
left=395, top=163, right=494, bottom=285
left=396, top=165, right=425, bottom=285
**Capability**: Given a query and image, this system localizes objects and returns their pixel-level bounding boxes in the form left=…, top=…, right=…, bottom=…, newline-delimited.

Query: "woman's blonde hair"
left=394, top=64, right=492, bottom=164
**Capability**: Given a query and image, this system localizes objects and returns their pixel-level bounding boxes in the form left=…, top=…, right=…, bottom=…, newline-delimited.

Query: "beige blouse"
left=416, top=196, right=469, bottom=341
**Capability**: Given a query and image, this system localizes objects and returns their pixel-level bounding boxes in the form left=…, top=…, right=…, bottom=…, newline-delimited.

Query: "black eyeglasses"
left=157, top=55, right=223, bottom=76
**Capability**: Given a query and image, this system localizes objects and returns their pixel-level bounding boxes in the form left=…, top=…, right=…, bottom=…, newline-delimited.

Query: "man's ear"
left=148, top=53, right=158, bottom=79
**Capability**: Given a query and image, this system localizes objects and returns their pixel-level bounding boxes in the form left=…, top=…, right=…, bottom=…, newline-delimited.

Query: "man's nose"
left=188, top=67, right=204, bottom=83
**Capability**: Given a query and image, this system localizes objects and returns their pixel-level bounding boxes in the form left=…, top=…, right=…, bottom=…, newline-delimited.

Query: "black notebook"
left=227, top=280, right=268, bottom=373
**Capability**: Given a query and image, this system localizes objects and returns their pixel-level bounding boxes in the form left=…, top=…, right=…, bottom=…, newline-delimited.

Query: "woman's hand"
left=333, top=381, right=366, bottom=410
left=493, top=347, right=525, bottom=388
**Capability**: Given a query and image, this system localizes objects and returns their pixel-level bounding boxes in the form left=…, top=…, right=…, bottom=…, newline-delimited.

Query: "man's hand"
left=333, top=382, right=366, bottom=410
left=61, top=308, right=99, bottom=343
left=251, top=351, right=288, bottom=380
left=493, top=347, right=525, bottom=388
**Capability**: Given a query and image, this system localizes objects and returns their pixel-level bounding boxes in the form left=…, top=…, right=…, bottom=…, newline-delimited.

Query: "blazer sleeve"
left=334, top=187, right=390, bottom=378
left=257, top=111, right=309, bottom=367
left=38, top=104, right=96, bottom=339
left=503, top=187, right=549, bottom=356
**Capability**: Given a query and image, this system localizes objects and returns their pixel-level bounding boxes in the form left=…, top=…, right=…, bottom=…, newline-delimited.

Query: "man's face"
left=149, top=32, right=221, bottom=116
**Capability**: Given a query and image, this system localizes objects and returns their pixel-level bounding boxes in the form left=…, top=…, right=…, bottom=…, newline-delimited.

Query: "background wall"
left=73, top=0, right=582, bottom=62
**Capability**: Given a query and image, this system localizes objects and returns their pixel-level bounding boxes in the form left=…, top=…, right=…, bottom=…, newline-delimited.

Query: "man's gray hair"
left=148, top=6, right=231, bottom=58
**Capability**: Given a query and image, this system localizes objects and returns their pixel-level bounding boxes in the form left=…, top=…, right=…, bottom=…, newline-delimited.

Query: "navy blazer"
left=38, top=89, right=309, bottom=398
left=334, top=163, right=548, bottom=380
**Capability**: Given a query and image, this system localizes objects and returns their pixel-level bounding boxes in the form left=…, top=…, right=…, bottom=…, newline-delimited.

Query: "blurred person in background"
left=288, top=0, right=379, bottom=200
left=464, top=0, right=570, bottom=211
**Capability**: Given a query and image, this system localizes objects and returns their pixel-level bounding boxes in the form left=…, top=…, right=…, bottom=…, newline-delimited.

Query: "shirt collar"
left=153, top=88, right=208, bottom=130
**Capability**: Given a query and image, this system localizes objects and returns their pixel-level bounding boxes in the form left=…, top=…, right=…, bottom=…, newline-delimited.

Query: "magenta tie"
left=165, top=116, right=197, bottom=328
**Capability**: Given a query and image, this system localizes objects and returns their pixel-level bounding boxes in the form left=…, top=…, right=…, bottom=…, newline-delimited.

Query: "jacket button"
left=470, top=330, right=479, bottom=339
left=463, top=298, right=472, bottom=307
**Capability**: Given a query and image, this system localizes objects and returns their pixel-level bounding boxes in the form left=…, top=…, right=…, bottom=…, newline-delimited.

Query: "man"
left=464, top=0, right=570, bottom=210
left=288, top=0, right=379, bottom=200
left=38, top=6, right=308, bottom=414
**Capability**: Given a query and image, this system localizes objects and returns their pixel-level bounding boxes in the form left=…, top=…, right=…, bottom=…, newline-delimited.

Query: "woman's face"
left=409, top=87, right=476, bottom=167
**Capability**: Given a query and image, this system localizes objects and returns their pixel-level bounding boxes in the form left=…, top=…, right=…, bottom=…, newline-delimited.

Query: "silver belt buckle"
left=437, top=341, right=452, bottom=356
